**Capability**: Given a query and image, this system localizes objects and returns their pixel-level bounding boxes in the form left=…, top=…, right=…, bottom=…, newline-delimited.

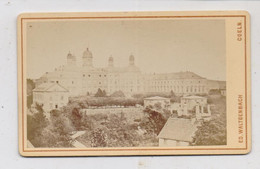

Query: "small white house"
left=158, top=118, right=199, bottom=147
left=144, top=96, right=171, bottom=110
left=180, top=96, right=207, bottom=110
left=32, top=82, right=69, bottom=112
left=177, top=95, right=208, bottom=117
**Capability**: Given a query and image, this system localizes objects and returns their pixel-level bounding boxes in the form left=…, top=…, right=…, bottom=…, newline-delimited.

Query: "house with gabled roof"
left=158, top=117, right=199, bottom=147
left=144, top=96, right=171, bottom=110
left=32, top=82, right=69, bottom=112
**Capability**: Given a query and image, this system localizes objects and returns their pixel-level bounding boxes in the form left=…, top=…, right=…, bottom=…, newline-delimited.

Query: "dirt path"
left=71, top=131, right=87, bottom=148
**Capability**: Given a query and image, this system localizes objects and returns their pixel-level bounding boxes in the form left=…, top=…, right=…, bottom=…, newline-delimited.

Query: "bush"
left=110, top=90, right=125, bottom=97
left=208, top=89, right=221, bottom=95
left=27, top=104, right=48, bottom=143
left=193, top=116, right=226, bottom=145
left=26, top=79, right=35, bottom=108
left=90, top=128, right=107, bottom=147
left=95, top=88, right=107, bottom=97
left=141, top=108, right=167, bottom=135
left=27, top=104, right=73, bottom=147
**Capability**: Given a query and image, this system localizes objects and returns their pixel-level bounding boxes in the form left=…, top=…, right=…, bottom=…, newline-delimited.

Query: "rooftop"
left=144, top=96, right=170, bottom=100
left=33, top=82, right=69, bottom=92
left=182, top=95, right=206, bottom=99
left=158, top=118, right=199, bottom=142
left=146, top=71, right=204, bottom=80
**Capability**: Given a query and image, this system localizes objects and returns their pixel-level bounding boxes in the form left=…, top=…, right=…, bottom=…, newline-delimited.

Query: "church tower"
left=67, top=51, right=76, bottom=66
left=108, top=56, right=114, bottom=67
left=82, top=48, right=93, bottom=67
left=129, top=54, right=135, bottom=66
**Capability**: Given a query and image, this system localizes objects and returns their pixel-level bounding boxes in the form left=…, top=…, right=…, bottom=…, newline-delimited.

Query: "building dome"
left=109, top=56, right=113, bottom=62
left=108, top=56, right=114, bottom=67
left=129, top=54, right=135, bottom=66
left=67, top=52, right=74, bottom=59
left=83, top=48, right=93, bottom=58
left=129, top=54, right=134, bottom=61
left=67, top=51, right=76, bottom=63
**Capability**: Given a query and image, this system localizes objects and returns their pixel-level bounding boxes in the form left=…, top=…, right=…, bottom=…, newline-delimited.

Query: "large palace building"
left=35, top=48, right=226, bottom=97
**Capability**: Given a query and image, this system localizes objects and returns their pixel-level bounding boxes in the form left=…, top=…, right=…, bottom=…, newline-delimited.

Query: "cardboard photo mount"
left=18, top=11, right=251, bottom=156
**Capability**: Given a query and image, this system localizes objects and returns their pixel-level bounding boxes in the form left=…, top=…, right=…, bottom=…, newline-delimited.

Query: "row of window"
left=49, top=95, right=64, bottom=101
left=34, top=94, right=65, bottom=101
left=34, top=93, right=44, bottom=100
left=148, top=80, right=203, bottom=85
left=147, top=86, right=206, bottom=93
left=182, top=99, right=205, bottom=104
left=52, top=79, right=203, bottom=85
left=83, top=74, right=107, bottom=78
left=82, top=74, right=141, bottom=78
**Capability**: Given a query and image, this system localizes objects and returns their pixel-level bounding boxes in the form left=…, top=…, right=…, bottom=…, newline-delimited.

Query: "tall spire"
left=82, top=47, right=93, bottom=67
left=67, top=51, right=76, bottom=65
left=129, top=54, right=135, bottom=66
left=108, top=55, right=114, bottom=67
left=83, top=48, right=93, bottom=58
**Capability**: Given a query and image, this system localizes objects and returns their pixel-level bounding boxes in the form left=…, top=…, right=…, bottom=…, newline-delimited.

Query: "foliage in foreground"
left=193, top=96, right=227, bottom=145
left=27, top=104, right=73, bottom=147
left=80, top=109, right=164, bottom=147
left=193, top=115, right=226, bottom=145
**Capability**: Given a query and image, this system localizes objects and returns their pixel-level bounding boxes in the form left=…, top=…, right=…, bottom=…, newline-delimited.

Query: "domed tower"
left=82, top=48, right=93, bottom=67
left=129, top=54, right=135, bottom=66
left=108, top=56, right=114, bottom=67
left=67, top=51, right=76, bottom=66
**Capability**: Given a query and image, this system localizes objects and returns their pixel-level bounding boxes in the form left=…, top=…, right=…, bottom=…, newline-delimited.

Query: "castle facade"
left=35, top=48, right=225, bottom=97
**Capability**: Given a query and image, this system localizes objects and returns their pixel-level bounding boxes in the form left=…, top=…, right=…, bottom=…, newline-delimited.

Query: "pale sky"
left=26, top=19, right=226, bottom=80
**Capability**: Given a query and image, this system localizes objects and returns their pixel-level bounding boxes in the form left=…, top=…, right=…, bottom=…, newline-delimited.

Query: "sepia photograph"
left=25, top=17, right=227, bottom=149
left=17, top=11, right=250, bottom=156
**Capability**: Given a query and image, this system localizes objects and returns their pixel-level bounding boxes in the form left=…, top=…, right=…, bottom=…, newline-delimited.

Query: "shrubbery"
left=26, top=79, right=35, bottom=108
left=69, top=96, right=144, bottom=108
left=110, top=90, right=125, bottom=97
left=193, top=115, right=226, bottom=145
left=95, top=88, right=107, bottom=97
left=27, top=104, right=73, bottom=147
left=193, top=95, right=227, bottom=145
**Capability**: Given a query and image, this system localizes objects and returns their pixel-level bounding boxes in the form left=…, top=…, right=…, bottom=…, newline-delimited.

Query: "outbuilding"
left=144, top=96, right=171, bottom=110
left=158, top=117, right=199, bottom=147
left=33, top=82, right=69, bottom=112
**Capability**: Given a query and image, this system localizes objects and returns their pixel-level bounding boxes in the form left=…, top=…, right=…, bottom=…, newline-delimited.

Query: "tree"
left=132, top=93, right=144, bottom=99
left=27, top=79, right=35, bottom=108
left=71, top=107, right=83, bottom=130
left=98, top=114, right=139, bottom=147
left=193, top=115, right=226, bottom=145
left=90, top=128, right=107, bottom=147
left=61, top=102, right=86, bottom=130
left=154, top=102, right=162, bottom=111
left=110, top=90, right=125, bottom=97
left=46, top=111, right=74, bottom=147
left=102, top=90, right=107, bottom=97
left=27, top=79, right=35, bottom=96
left=141, top=108, right=167, bottom=135
left=170, top=90, right=175, bottom=97
left=27, top=95, right=33, bottom=109
left=95, top=88, right=106, bottom=97
left=27, top=104, right=48, bottom=146
left=169, top=90, right=181, bottom=103
left=32, top=112, right=74, bottom=148
left=28, top=104, right=74, bottom=148
left=208, top=89, right=221, bottom=95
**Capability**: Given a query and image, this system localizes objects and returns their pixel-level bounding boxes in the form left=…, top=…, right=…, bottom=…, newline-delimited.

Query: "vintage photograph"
left=25, top=18, right=227, bottom=149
